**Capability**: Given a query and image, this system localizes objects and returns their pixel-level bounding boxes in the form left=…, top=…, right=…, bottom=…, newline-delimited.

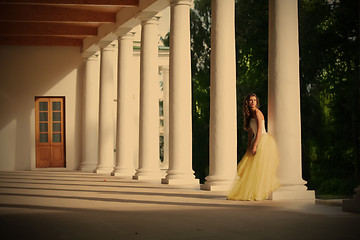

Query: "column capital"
left=97, top=41, right=116, bottom=51
left=113, top=27, right=133, bottom=38
left=81, top=49, right=99, bottom=59
left=136, top=11, right=160, bottom=24
left=117, top=32, right=135, bottom=41
left=82, top=53, right=99, bottom=62
left=170, top=0, right=193, bottom=6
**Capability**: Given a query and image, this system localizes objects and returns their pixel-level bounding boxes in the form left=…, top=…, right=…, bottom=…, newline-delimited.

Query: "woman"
left=227, top=93, right=280, bottom=201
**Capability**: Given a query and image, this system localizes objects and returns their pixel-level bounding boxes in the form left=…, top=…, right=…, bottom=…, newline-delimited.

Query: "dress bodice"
left=250, top=118, right=267, bottom=139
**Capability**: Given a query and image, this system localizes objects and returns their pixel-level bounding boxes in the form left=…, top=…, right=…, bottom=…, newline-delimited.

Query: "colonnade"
left=81, top=0, right=197, bottom=185
left=80, top=0, right=314, bottom=199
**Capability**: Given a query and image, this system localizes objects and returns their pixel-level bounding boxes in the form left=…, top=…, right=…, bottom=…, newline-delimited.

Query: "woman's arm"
left=247, top=127, right=253, bottom=151
left=251, top=109, right=264, bottom=155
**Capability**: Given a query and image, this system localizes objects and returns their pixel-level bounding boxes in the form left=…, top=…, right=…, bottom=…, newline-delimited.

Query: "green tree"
left=234, top=0, right=269, bottom=157
left=299, top=0, right=359, bottom=195
left=190, top=0, right=212, bottom=182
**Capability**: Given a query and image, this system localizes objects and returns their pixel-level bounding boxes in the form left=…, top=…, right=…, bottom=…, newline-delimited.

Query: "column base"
left=200, top=183, right=231, bottom=192
left=79, top=163, right=97, bottom=172
left=133, top=169, right=162, bottom=182
left=200, top=174, right=234, bottom=191
left=270, top=185, right=315, bottom=200
left=160, top=169, right=167, bottom=178
left=111, top=168, right=136, bottom=179
left=161, top=170, right=199, bottom=186
left=94, top=166, right=114, bottom=175
left=162, top=178, right=199, bottom=186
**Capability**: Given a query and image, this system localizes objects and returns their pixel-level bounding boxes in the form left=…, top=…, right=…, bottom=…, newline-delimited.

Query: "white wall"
left=0, top=46, right=83, bottom=171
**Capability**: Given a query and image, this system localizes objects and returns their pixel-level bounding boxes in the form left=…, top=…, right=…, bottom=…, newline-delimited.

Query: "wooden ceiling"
left=0, top=0, right=139, bottom=47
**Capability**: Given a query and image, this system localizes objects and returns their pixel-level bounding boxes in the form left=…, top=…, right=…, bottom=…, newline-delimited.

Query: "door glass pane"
left=53, top=133, right=61, bottom=143
left=40, top=123, right=48, bottom=132
left=53, top=102, right=61, bottom=111
left=40, top=112, right=48, bottom=121
left=53, top=123, right=61, bottom=132
left=53, top=112, right=61, bottom=121
left=40, top=133, right=48, bottom=143
left=39, top=102, right=48, bottom=111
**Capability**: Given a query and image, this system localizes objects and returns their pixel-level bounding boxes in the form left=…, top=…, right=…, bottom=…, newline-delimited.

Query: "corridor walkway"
left=0, top=171, right=358, bottom=240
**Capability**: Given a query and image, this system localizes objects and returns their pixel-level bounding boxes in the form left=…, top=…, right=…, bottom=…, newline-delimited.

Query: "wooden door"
left=35, top=97, right=65, bottom=168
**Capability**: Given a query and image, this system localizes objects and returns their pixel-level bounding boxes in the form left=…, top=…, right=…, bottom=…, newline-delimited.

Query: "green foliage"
left=160, top=32, right=170, bottom=47
left=299, top=0, right=359, bottom=195
left=234, top=0, right=269, bottom=157
left=190, top=0, right=211, bottom=182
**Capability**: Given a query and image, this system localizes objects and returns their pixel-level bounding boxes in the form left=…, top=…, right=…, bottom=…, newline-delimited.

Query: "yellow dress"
left=227, top=118, right=280, bottom=201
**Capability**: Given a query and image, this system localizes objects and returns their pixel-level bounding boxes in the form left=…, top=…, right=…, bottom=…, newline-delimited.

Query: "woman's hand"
left=252, top=145, right=257, bottom=155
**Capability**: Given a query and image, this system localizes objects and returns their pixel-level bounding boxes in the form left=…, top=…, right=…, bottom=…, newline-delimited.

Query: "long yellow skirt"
left=227, top=134, right=281, bottom=201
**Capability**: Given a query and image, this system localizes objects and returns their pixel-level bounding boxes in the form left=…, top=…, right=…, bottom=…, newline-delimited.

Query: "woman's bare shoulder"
left=254, top=109, right=264, bottom=121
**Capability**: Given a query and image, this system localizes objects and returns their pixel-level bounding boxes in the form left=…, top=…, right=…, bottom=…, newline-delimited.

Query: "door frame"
left=35, top=96, right=66, bottom=168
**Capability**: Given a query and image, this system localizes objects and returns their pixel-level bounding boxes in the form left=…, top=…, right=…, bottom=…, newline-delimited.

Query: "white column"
left=201, top=0, right=237, bottom=191
left=80, top=53, right=100, bottom=172
left=133, top=16, right=162, bottom=181
left=160, top=66, right=169, bottom=171
left=95, top=42, right=116, bottom=174
left=162, top=0, right=198, bottom=185
left=268, top=0, right=314, bottom=200
left=112, top=32, right=137, bottom=178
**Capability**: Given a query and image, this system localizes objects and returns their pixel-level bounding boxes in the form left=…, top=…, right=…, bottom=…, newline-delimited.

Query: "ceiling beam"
left=0, top=4, right=116, bottom=23
left=0, top=36, right=83, bottom=46
left=0, top=0, right=139, bottom=6
left=0, top=22, right=98, bottom=36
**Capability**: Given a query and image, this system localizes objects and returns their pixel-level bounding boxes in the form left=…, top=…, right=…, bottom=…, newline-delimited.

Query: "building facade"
left=0, top=0, right=315, bottom=200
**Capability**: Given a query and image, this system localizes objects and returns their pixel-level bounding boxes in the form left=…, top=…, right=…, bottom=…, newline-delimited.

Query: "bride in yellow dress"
left=227, top=93, right=280, bottom=201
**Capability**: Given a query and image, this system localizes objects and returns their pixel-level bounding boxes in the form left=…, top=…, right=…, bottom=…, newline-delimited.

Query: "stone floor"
left=0, top=171, right=359, bottom=240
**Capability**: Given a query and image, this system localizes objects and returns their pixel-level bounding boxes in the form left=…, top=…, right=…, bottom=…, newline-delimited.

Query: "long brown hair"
left=243, top=93, right=260, bottom=131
